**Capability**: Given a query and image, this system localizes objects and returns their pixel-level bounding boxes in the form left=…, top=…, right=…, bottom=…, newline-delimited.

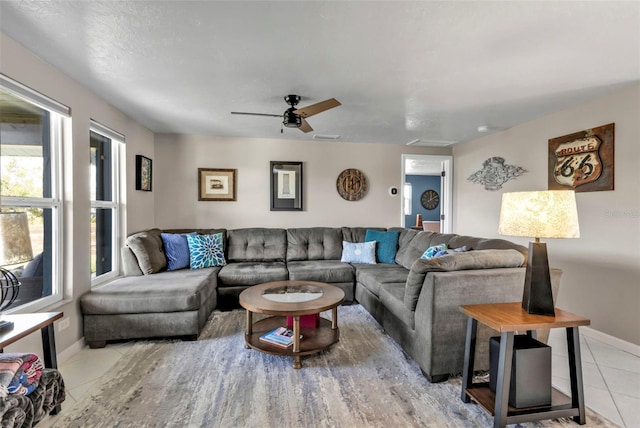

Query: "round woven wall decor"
left=336, top=169, right=368, bottom=201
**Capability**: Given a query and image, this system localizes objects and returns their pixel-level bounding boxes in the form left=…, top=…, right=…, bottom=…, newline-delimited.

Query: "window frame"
left=89, top=120, right=123, bottom=286
left=0, top=74, right=67, bottom=312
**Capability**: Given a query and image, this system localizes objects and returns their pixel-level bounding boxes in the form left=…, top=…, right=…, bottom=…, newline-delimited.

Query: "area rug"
left=53, top=305, right=612, bottom=427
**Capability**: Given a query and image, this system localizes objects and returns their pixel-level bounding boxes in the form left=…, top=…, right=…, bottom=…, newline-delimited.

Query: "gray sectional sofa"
left=80, top=226, right=561, bottom=382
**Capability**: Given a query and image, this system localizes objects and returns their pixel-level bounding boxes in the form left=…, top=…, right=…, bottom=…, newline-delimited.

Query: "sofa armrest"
left=413, top=267, right=562, bottom=377
left=404, top=249, right=525, bottom=310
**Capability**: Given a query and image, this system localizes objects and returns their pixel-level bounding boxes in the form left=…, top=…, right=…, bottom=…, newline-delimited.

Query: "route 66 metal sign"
left=548, top=123, right=614, bottom=192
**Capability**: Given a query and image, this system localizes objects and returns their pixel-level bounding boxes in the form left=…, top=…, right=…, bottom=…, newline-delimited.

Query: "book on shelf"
left=259, top=327, right=302, bottom=348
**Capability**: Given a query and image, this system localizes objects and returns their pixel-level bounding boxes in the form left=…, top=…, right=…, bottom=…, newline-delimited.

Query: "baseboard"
left=581, top=327, right=640, bottom=357
left=57, top=337, right=86, bottom=365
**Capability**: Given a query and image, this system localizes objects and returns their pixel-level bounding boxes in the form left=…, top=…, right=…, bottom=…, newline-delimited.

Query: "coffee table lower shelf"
left=465, top=383, right=581, bottom=424
left=245, top=316, right=339, bottom=360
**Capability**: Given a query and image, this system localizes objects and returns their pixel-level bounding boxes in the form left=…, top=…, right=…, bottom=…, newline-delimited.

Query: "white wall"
left=453, top=83, right=640, bottom=345
left=1, top=33, right=155, bottom=355
left=154, top=135, right=450, bottom=229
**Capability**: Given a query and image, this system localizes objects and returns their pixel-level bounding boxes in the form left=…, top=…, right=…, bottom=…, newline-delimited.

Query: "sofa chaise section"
left=81, top=228, right=220, bottom=348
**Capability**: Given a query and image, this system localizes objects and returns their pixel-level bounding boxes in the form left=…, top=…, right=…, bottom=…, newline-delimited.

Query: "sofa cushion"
left=341, top=241, right=376, bottom=264
left=187, top=233, right=227, bottom=269
left=355, top=265, right=410, bottom=297
left=341, top=227, right=386, bottom=243
left=227, top=228, right=287, bottom=262
left=126, top=229, right=166, bottom=274
left=404, top=249, right=526, bottom=310
left=287, top=260, right=355, bottom=283
left=379, top=282, right=415, bottom=329
left=365, top=229, right=400, bottom=264
left=80, top=267, right=219, bottom=314
left=217, top=261, right=288, bottom=286
left=286, top=228, right=342, bottom=261
left=161, top=233, right=194, bottom=271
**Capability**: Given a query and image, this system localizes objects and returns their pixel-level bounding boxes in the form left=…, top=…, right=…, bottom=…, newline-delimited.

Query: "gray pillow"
left=403, top=249, right=525, bottom=310
left=126, top=228, right=167, bottom=274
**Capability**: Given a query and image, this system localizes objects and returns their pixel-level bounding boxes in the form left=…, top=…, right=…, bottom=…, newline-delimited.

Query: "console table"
left=460, top=302, right=590, bottom=428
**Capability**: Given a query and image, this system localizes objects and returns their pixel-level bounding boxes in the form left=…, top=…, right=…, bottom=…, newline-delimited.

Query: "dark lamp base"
left=522, top=241, right=555, bottom=317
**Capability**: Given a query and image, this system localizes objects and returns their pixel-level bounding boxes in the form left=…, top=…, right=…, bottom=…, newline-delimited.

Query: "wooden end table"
left=460, top=302, right=590, bottom=428
left=0, top=312, right=64, bottom=414
left=239, top=281, right=344, bottom=369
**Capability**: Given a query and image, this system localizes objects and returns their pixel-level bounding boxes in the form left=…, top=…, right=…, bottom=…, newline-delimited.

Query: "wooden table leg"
left=245, top=310, right=252, bottom=349
left=461, top=317, right=477, bottom=403
left=293, top=316, right=301, bottom=369
left=494, top=332, right=514, bottom=428
left=567, top=326, right=586, bottom=424
left=331, top=307, right=338, bottom=329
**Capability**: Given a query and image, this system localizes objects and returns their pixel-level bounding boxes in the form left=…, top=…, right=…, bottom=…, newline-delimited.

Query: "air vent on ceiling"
left=313, top=134, right=341, bottom=140
left=406, top=138, right=457, bottom=147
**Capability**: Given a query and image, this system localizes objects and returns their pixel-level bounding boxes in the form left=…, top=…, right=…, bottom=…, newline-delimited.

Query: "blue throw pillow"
left=161, top=233, right=194, bottom=271
left=187, top=233, right=227, bottom=269
left=364, top=230, right=400, bottom=264
left=340, top=241, right=376, bottom=264
left=420, top=243, right=448, bottom=259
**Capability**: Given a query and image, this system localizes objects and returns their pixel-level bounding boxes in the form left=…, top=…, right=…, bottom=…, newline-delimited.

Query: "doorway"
left=400, top=154, right=453, bottom=233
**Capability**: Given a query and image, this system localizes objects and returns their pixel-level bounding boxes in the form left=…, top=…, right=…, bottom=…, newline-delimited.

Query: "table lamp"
left=498, top=191, right=580, bottom=316
left=0, top=212, right=34, bottom=322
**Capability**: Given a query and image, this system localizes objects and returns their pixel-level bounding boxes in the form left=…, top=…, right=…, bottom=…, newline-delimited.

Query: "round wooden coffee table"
left=239, top=280, right=345, bottom=369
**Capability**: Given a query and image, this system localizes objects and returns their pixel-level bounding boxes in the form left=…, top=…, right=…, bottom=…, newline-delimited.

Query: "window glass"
left=0, top=84, right=63, bottom=310
left=89, top=125, right=120, bottom=282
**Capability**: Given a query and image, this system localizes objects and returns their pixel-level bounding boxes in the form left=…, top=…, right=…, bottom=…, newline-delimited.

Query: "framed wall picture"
left=198, top=168, right=237, bottom=201
left=135, top=155, right=152, bottom=191
left=270, top=161, right=303, bottom=211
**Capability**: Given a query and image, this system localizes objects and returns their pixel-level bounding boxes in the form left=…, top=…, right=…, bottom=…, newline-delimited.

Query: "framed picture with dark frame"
left=198, top=168, right=237, bottom=201
left=270, top=161, right=303, bottom=211
left=135, top=155, right=152, bottom=191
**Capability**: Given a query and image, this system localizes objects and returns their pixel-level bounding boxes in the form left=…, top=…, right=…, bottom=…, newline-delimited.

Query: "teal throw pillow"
left=420, top=243, right=448, bottom=259
left=161, top=232, right=195, bottom=271
left=187, top=233, right=227, bottom=269
left=364, top=229, right=400, bottom=264
left=340, top=241, right=376, bottom=264
left=433, top=245, right=471, bottom=258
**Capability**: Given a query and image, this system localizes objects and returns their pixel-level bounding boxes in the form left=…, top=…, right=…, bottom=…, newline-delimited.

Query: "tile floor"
left=39, top=330, right=639, bottom=427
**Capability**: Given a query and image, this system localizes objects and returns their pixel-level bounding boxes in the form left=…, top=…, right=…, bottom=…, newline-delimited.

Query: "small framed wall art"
left=135, top=155, right=152, bottom=191
left=198, top=168, right=237, bottom=201
left=270, top=161, right=303, bottom=211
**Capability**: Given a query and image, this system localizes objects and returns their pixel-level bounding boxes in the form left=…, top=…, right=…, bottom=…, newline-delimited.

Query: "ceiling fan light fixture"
left=283, top=108, right=302, bottom=128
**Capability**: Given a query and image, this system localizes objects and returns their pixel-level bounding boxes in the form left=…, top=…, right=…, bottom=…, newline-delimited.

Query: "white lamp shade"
left=498, top=190, right=580, bottom=239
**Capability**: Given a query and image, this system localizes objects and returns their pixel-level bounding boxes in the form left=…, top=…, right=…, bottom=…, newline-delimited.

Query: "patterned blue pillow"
left=420, top=243, right=448, bottom=259
left=364, top=229, right=400, bottom=264
left=340, top=241, right=376, bottom=264
left=187, top=233, right=227, bottom=269
left=161, top=233, right=195, bottom=271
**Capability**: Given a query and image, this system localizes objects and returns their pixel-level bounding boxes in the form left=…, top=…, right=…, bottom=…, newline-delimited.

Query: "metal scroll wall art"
left=467, top=157, right=527, bottom=191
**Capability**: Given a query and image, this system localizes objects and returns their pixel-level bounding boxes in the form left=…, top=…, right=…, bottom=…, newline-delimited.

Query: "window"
left=403, top=183, right=412, bottom=215
left=0, top=74, right=67, bottom=310
left=90, top=121, right=122, bottom=284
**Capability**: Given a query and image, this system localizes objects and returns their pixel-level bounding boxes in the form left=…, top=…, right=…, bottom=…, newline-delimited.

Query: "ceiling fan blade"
left=230, top=112, right=282, bottom=118
left=299, top=118, right=313, bottom=133
left=293, top=98, right=341, bottom=118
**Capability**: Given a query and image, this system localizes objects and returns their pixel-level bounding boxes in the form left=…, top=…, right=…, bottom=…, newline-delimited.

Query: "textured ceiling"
left=1, top=1, right=639, bottom=146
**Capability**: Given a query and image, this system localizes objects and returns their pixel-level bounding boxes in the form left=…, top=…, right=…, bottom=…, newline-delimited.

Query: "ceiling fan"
left=231, top=95, right=341, bottom=133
